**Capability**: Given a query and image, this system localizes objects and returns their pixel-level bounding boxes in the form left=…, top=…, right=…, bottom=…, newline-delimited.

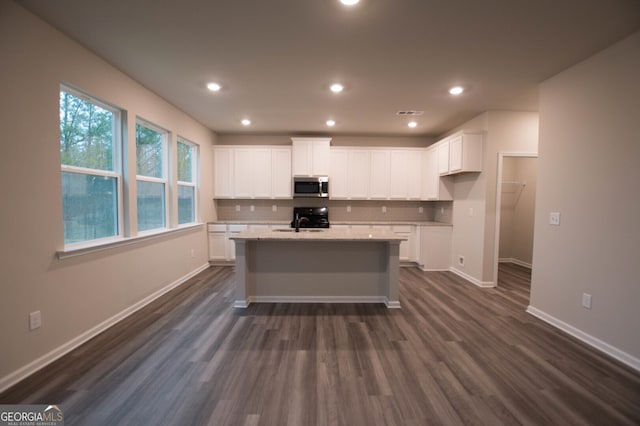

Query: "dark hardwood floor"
left=2, top=264, right=639, bottom=425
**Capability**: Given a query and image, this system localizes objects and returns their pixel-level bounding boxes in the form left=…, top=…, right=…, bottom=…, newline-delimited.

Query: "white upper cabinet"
left=291, top=137, right=331, bottom=176
left=369, top=150, right=390, bottom=199
left=389, top=149, right=422, bottom=200
left=348, top=149, right=371, bottom=199
left=438, top=141, right=451, bottom=175
left=213, top=146, right=291, bottom=199
left=213, top=147, right=234, bottom=198
left=251, top=148, right=273, bottom=198
left=330, top=149, right=349, bottom=199
left=437, top=131, right=483, bottom=176
left=421, top=146, right=453, bottom=201
left=330, top=148, right=372, bottom=200
left=271, top=148, right=292, bottom=199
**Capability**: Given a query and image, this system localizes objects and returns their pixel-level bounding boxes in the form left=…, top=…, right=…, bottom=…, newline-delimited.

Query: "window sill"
left=57, top=223, right=204, bottom=260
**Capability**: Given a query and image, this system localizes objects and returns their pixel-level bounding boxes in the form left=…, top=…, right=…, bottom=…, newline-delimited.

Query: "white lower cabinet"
left=369, top=224, right=418, bottom=262
left=419, top=226, right=452, bottom=271
left=208, top=224, right=248, bottom=262
left=207, top=224, right=227, bottom=261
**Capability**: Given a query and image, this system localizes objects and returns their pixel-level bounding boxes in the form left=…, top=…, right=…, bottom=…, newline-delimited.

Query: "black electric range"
left=291, top=207, right=330, bottom=229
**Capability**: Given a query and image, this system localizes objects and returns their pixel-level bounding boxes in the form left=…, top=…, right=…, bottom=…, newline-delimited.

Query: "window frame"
left=135, top=118, right=170, bottom=234
left=176, top=137, right=199, bottom=226
left=60, top=84, right=124, bottom=248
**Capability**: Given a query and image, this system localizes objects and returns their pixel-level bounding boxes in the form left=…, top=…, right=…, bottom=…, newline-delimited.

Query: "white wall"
left=530, top=31, right=640, bottom=364
left=446, top=111, right=539, bottom=285
left=0, top=1, right=216, bottom=389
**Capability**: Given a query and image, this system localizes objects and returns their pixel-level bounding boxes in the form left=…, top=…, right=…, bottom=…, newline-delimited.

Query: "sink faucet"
left=294, top=213, right=309, bottom=232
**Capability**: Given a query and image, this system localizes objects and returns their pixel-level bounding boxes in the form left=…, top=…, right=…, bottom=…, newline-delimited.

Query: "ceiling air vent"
left=396, top=110, right=424, bottom=116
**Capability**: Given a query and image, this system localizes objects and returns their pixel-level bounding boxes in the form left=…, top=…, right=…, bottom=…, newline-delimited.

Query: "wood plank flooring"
left=2, top=263, right=639, bottom=425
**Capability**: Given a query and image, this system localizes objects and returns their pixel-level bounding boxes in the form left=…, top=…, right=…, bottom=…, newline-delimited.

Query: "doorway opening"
left=494, top=153, right=537, bottom=299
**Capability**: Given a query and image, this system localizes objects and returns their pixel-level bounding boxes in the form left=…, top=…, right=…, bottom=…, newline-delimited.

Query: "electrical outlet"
left=235, top=205, right=241, bottom=212
left=419, top=206, right=424, bottom=214
left=346, top=205, right=351, bottom=213
left=190, top=249, right=195, bottom=258
left=440, top=207, right=444, bottom=215
left=29, top=311, right=41, bottom=331
left=458, top=256, right=465, bottom=267
left=582, top=293, right=592, bottom=309
left=468, top=207, right=474, bottom=217
left=272, top=205, right=277, bottom=212
left=382, top=206, right=387, bottom=213
left=250, top=205, right=255, bottom=212
left=549, top=212, right=561, bottom=226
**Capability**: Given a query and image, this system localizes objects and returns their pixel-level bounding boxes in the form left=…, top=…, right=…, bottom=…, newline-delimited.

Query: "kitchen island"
left=230, top=228, right=406, bottom=308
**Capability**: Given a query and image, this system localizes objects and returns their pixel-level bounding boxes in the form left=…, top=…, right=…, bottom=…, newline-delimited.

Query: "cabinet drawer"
left=228, top=224, right=248, bottom=232
left=208, top=224, right=227, bottom=232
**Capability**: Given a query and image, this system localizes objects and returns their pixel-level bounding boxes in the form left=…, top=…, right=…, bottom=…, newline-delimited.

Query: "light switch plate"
left=582, top=293, right=592, bottom=309
left=550, top=212, right=561, bottom=225
left=29, top=311, right=41, bottom=330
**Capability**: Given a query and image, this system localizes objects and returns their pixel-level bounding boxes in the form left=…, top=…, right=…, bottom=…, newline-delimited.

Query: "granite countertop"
left=209, top=220, right=451, bottom=226
left=230, top=228, right=407, bottom=242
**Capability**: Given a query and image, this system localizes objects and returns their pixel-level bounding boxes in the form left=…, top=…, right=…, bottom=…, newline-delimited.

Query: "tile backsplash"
left=214, top=199, right=452, bottom=223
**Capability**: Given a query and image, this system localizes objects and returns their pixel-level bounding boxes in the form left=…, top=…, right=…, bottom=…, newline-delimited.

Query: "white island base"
left=231, top=230, right=404, bottom=308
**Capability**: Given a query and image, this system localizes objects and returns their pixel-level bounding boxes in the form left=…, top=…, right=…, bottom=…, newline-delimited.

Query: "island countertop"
left=229, top=228, right=407, bottom=242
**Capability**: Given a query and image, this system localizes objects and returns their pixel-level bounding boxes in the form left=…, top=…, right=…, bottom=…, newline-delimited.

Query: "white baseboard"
left=449, top=267, right=495, bottom=288
left=499, top=258, right=532, bottom=269
left=0, top=263, right=210, bottom=394
left=418, top=266, right=450, bottom=272
left=526, top=305, right=640, bottom=372
left=235, top=295, right=390, bottom=307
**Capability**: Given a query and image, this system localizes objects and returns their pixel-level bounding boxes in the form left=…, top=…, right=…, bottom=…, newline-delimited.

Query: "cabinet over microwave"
left=293, top=176, right=329, bottom=198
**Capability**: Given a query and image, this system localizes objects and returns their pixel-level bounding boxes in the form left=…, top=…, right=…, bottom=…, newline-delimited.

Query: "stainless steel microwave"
left=293, top=176, right=329, bottom=198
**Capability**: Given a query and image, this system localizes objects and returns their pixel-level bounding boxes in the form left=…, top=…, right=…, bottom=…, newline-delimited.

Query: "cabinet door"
left=292, top=140, right=312, bottom=176
left=392, top=225, right=413, bottom=261
left=369, top=150, right=390, bottom=199
left=348, top=150, right=370, bottom=199
left=438, top=141, right=450, bottom=175
left=419, top=226, right=452, bottom=270
left=421, top=147, right=439, bottom=200
left=208, top=232, right=227, bottom=261
left=406, top=150, right=422, bottom=199
left=389, top=150, right=409, bottom=199
left=449, top=135, right=463, bottom=173
left=252, top=149, right=272, bottom=198
left=312, top=140, right=331, bottom=176
left=330, top=150, right=348, bottom=199
left=213, top=147, right=234, bottom=198
left=272, top=148, right=292, bottom=198
left=233, top=149, right=253, bottom=198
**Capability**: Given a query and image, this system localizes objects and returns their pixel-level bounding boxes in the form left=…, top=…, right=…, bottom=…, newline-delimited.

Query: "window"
left=177, top=139, right=198, bottom=225
left=60, top=86, right=121, bottom=245
left=136, top=120, right=168, bottom=232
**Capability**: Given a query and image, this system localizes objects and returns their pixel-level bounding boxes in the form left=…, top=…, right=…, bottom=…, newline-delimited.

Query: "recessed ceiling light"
left=408, top=121, right=418, bottom=128
left=449, top=86, right=464, bottom=95
left=326, top=120, right=336, bottom=127
left=330, top=83, right=344, bottom=93
left=241, top=119, right=251, bottom=126
left=340, top=0, right=360, bottom=5
left=207, top=82, right=221, bottom=92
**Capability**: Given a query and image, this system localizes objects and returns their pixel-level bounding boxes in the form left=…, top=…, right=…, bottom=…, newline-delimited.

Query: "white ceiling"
left=19, top=0, right=640, bottom=136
